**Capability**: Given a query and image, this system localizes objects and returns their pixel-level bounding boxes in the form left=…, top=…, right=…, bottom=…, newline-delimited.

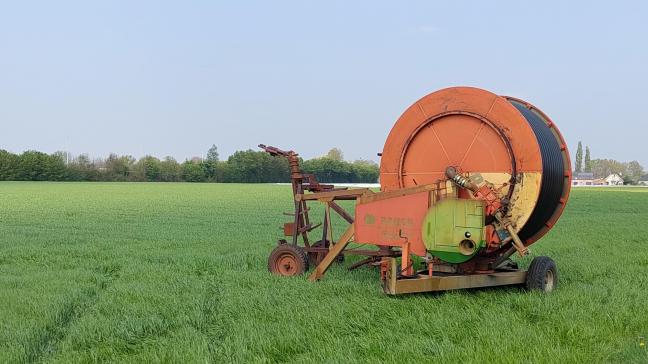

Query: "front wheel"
left=268, top=244, right=309, bottom=277
left=526, top=256, right=558, bottom=293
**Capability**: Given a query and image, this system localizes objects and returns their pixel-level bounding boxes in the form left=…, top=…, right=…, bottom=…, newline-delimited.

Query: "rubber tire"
left=526, top=256, right=558, bottom=293
left=268, top=244, right=309, bottom=276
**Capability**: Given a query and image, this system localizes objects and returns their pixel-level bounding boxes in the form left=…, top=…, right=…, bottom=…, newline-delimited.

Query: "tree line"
left=0, top=146, right=380, bottom=183
left=574, top=141, right=645, bottom=184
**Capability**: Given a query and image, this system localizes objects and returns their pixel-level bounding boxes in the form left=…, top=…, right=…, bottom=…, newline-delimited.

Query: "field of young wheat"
left=1, top=182, right=647, bottom=363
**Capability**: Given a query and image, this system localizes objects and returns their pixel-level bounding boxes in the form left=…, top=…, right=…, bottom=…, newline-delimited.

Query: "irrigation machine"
left=262, top=86, right=571, bottom=295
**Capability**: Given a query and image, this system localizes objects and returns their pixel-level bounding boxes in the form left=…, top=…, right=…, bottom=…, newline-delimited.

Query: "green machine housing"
left=422, top=199, right=485, bottom=263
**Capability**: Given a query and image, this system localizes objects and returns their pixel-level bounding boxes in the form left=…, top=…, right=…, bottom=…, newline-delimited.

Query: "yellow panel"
left=465, top=172, right=541, bottom=232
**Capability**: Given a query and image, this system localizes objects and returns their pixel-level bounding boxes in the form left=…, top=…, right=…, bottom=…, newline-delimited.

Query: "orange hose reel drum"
left=379, top=87, right=571, bottom=246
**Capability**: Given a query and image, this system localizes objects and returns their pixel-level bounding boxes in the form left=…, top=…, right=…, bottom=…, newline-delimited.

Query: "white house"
left=572, top=172, right=625, bottom=186
left=604, top=173, right=624, bottom=186
left=639, top=174, right=648, bottom=186
left=572, top=172, right=601, bottom=186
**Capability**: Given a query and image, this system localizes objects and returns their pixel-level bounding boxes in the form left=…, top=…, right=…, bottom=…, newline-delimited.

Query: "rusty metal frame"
left=261, top=144, right=533, bottom=296
left=259, top=144, right=397, bottom=268
left=383, top=258, right=527, bottom=295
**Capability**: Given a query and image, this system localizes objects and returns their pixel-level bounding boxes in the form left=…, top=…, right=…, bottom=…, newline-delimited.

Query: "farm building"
left=604, top=173, right=624, bottom=185
left=572, top=172, right=600, bottom=186
left=639, top=174, right=648, bottom=186
left=572, top=172, right=624, bottom=186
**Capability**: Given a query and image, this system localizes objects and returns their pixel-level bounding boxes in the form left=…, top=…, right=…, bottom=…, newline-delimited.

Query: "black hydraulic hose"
left=508, top=100, right=565, bottom=242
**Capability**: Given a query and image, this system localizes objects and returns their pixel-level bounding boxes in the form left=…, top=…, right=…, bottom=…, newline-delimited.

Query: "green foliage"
left=181, top=160, right=207, bottom=182
left=302, top=157, right=379, bottom=183
left=575, top=141, right=583, bottom=173
left=225, top=150, right=289, bottom=183
left=584, top=146, right=591, bottom=172
left=206, top=144, right=219, bottom=162
left=65, top=154, right=100, bottom=181
left=303, top=157, right=353, bottom=182
left=352, top=159, right=380, bottom=183
left=201, top=160, right=227, bottom=182
left=0, top=148, right=379, bottom=183
left=0, top=149, right=19, bottom=180
left=0, top=183, right=647, bottom=362
left=625, top=161, right=645, bottom=184
left=159, top=157, right=181, bottom=182
left=325, top=147, right=344, bottom=161
left=590, top=159, right=627, bottom=179
left=104, top=154, right=135, bottom=181
left=142, top=156, right=162, bottom=182
left=12, top=151, right=66, bottom=181
left=586, top=159, right=646, bottom=185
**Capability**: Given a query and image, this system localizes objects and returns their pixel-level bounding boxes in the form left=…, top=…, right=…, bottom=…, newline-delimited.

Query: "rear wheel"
left=526, top=256, right=558, bottom=293
left=268, top=244, right=309, bottom=276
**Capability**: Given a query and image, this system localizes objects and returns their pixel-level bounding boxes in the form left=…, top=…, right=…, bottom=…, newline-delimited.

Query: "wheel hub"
left=277, top=253, right=298, bottom=276
left=544, top=270, right=555, bottom=292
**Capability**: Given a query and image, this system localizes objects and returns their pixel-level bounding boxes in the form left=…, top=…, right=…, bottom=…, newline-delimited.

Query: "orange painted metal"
left=265, top=86, right=571, bottom=289
left=283, top=222, right=295, bottom=236
left=378, top=86, right=572, bottom=249
left=354, top=190, right=429, bottom=257
left=380, top=87, right=542, bottom=190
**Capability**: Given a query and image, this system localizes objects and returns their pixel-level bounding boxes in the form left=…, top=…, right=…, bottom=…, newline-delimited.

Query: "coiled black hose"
left=507, top=99, right=565, bottom=242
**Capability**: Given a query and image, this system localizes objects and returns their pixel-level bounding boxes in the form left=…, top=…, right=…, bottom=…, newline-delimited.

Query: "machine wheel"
left=526, top=256, right=558, bottom=293
left=268, top=244, right=309, bottom=276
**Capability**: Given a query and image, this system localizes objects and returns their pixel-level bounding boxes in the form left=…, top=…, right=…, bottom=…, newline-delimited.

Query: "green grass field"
left=1, top=182, right=647, bottom=363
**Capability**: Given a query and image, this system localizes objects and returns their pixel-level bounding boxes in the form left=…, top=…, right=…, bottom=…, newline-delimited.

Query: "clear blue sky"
left=1, top=1, right=646, bottom=167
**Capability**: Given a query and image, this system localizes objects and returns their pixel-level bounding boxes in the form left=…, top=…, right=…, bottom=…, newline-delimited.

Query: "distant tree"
left=352, top=159, right=377, bottom=167
left=201, top=160, right=227, bottom=182
left=53, top=151, right=71, bottom=165
left=47, top=153, right=67, bottom=180
left=224, top=150, right=289, bottom=183
left=159, top=157, right=181, bottom=182
left=325, top=148, right=344, bottom=161
left=625, top=161, right=645, bottom=185
left=66, top=154, right=99, bottom=181
left=575, top=141, right=583, bottom=173
left=134, top=156, right=161, bottom=182
left=181, top=160, right=207, bottom=182
left=352, top=160, right=379, bottom=183
left=206, top=144, right=219, bottom=162
left=203, top=145, right=223, bottom=182
left=590, top=159, right=626, bottom=179
left=303, top=157, right=353, bottom=183
left=212, top=161, right=227, bottom=182
left=0, top=150, right=18, bottom=180
left=105, top=154, right=134, bottom=181
left=584, top=146, right=591, bottom=173
left=14, top=151, right=65, bottom=181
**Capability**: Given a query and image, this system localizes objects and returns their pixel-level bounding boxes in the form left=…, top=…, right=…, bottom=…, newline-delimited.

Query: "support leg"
left=308, top=224, right=354, bottom=282
left=402, top=241, right=413, bottom=276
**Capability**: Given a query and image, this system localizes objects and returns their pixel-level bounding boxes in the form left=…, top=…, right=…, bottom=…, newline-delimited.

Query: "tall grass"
left=0, top=182, right=646, bottom=363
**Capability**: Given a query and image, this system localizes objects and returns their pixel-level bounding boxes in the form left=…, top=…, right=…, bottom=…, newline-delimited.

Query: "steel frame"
left=382, top=257, right=527, bottom=295
left=259, top=145, right=398, bottom=269
left=260, top=144, right=534, bottom=295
